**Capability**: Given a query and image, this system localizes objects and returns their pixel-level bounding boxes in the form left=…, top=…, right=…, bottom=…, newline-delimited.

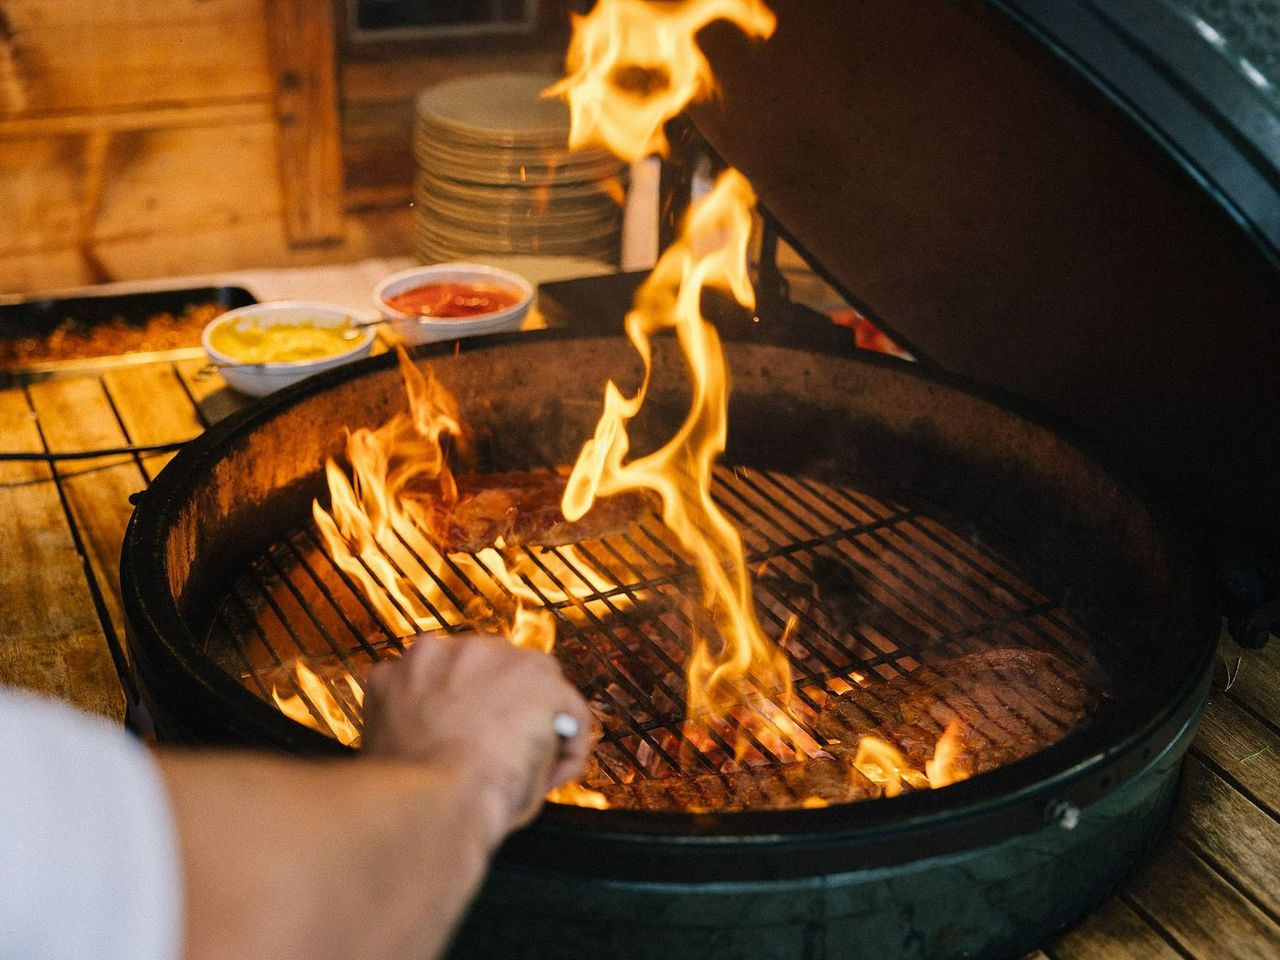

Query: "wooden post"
left=266, top=0, right=347, bottom=245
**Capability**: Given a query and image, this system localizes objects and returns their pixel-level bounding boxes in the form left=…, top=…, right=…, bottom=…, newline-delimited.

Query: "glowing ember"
left=547, top=782, right=610, bottom=808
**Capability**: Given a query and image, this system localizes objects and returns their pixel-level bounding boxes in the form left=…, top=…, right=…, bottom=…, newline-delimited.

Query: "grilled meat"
left=405, top=469, right=655, bottom=553
left=816, top=647, right=1096, bottom=777
left=596, top=756, right=876, bottom=812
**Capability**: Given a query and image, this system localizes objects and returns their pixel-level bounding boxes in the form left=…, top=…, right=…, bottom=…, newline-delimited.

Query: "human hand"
left=361, top=632, right=593, bottom=836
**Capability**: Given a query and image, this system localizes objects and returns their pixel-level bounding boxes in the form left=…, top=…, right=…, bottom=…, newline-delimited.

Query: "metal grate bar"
left=494, top=547, right=711, bottom=778
left=519, top=545, right=770, bottom=771
left=806, top=477, right=1094, bottom=667
left=711, top=475, right=924, bottom=678
left=756, top=469, right=1027, bottom=642
left=301, top=528, right=405, bottom=649
left=244, top=562, right=364, bottom=731
left=262, top=546, right=363, bottom=677
left=595, top=522, right=830, bottom=747
left=220, top=587, right=338, bottom=732
left=208, top=469, right=1098, bottom=786
left=903, top=514, right=1095, bottom=660
left=281, top=534, right=385, bottom=662
left=389, top=522, right=475, bottom=623
left=212, top=606, right=271, bottom=700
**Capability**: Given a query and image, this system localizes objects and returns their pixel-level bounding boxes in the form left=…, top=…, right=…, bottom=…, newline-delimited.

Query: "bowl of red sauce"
left=374, top=263, right=534, bottom=345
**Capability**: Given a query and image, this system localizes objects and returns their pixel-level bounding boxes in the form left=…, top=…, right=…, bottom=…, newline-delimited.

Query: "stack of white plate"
left=413, top=73, right=625, bottom=265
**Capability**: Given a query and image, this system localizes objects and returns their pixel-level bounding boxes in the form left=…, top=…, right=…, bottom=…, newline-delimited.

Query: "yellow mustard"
left=210, top=318, right=357, bottom=364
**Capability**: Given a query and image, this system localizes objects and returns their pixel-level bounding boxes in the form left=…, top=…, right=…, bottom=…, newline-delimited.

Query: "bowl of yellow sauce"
left=202, top=301, right=376, bottom=397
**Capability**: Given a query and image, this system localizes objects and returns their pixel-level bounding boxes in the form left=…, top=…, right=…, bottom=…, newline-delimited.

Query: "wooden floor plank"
left=1193, top=695, right=1280, bottom=820
left=1125, top=840, right=1280, bottom=960
left=1047, top=896, right=1183, bottom=960
left=1226, top=639, right=1280, bottom=730
left=101, top=363, right=204, bottom=480
left=0, top=389, right=124, bottom=721
left=26, top=377, right=147, bottom=693
left=1175, top=755, right=1280, bottom=921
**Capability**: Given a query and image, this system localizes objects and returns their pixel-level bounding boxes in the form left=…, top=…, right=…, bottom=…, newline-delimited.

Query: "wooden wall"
left=0, top=0, right=570, bottom=295
left=0, top=0, right=384, bottom=294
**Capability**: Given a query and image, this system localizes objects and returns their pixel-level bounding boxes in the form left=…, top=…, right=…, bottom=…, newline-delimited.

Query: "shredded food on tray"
left=0, top=302, right=228, bottom=366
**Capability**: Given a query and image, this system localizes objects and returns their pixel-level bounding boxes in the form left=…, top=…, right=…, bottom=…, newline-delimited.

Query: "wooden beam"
left=0, top=99, right=271, bottom=140
left=266, top=0, right=347, bottom=245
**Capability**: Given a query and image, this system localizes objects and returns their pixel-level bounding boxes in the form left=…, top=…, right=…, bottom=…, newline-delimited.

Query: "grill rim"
left=121, top=327, right=1219, bottom=879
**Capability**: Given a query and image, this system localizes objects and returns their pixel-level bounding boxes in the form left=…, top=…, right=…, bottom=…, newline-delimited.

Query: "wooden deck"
left=1, top=345, right=1277, bottom=959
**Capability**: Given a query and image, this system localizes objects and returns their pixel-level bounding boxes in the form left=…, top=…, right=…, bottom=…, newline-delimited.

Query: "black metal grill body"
left=122, top=328, right=1216, bottom=958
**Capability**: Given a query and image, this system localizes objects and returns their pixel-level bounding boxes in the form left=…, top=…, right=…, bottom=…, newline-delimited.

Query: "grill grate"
left=204, top=465, right=1096, bottom=788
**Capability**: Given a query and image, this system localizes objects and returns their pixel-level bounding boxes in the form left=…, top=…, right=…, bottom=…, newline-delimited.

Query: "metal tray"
left=0, top=285, right=256, bottom=383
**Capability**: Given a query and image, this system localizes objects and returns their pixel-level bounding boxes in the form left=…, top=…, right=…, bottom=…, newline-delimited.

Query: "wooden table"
left=1, top=343, right=1277, bottom=960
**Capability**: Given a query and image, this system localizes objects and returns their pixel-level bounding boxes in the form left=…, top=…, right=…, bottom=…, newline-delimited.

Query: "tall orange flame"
left=551, top=0, right=804, bottom=758
left=546, top=0, right=776, bottom=162
left=562, top=169, right=792, bottom=724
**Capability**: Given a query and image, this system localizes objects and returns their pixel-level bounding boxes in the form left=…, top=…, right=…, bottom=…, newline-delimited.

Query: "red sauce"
left=385, top=282, right=522, bottom=319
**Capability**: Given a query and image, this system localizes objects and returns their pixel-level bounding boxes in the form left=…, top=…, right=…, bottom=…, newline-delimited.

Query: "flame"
left=851, top=722, right=974, bottom=798
left=546, top=0, right=776, bottom=162
left=852, top=736, right=929, bottom=798
left=561, top=168, right=801, bottom=755
left=925, top=720, right=971, bottom=789
left=550, top=0, right=806, bottom=764
left=272, top=661, right=365, bottom=748
left=547, top=782, right=610, bottom=809
left=307, top=346, right=642, bottom=816
left=273, top=656, right=607, bottom=807
left=311, top=348, right=466, bottom=636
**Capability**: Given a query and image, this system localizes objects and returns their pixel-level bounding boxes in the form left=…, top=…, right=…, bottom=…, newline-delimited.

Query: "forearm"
left=157, top=752, right=506, bottom=960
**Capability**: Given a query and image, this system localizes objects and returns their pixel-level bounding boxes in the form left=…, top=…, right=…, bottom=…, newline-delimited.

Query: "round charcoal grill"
left=122, top=331, right=1216, bottom=960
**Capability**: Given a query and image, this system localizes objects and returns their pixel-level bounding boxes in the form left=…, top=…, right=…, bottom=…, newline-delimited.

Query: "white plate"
left=415, top=73, right=572, bottom=142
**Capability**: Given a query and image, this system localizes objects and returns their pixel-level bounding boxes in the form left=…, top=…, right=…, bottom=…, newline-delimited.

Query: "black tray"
left=0, top=285, right=256, bottom=338
left=0, top=285, right=257, bottom=380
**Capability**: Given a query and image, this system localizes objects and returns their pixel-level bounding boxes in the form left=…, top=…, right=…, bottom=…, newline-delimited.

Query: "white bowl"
left=201, top=301, right=376, bottom=398
left=373, top=262, right=534, bottom=346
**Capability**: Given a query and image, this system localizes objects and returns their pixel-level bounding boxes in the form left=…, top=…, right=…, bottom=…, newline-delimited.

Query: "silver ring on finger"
left=551, top=711, right=580, bottom=741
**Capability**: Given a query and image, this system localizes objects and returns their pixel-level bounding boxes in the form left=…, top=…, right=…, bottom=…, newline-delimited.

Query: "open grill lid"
left=686, top=0, right=1280, bottom=599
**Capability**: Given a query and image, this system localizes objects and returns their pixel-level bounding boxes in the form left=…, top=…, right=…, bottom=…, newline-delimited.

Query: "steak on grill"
left=595, top=756, right=877, bottom=812
left=404, top=469, right=655, bottom=553
left=816, top=647, right=1096, bottom=777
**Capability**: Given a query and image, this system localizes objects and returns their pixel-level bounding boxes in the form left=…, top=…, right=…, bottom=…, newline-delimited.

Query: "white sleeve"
left=0, top=688, right=181, bottom=960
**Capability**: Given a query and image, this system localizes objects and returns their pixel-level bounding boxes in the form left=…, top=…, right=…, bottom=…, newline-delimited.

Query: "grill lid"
left=686, top=0, right=1280, bottom=585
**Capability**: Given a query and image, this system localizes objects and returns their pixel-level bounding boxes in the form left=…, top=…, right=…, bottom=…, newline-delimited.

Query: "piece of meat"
left=403, top=469, right=656, bottom=554
left=816, top=647, right=1097, bottom=778
left=595, top=756, right=877, bottom=812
